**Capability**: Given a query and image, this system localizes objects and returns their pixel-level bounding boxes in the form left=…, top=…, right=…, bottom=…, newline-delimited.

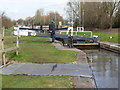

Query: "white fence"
left=60, top=27, right=93, bottom=37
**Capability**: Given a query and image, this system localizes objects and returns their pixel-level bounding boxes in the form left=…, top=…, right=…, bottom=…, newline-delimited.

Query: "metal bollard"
left=68, top=36, right=73, bottom=48
left=93, top=37, right=98, bottom=43
left=68, top=30, right=73, bottom=48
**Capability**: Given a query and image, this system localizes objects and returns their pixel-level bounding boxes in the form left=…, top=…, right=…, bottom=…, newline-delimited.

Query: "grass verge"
left=1, top=75, right=72, bottom=88
left=92, top=32, right=119, bottom=43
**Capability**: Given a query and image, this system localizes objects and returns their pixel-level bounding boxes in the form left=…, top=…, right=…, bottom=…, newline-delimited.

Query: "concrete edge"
left=99, top=42, right=120, bottom=53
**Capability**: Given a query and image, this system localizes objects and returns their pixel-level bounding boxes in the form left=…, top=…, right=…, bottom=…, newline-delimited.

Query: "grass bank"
left=92, top=32, right=119, bottom=43
left=1, top=75, right=72, bottom=88
left=11, top=36, right=76, bottom=63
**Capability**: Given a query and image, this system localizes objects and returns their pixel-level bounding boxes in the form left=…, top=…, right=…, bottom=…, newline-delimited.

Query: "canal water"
left=84, top=49, right=119, bottom=88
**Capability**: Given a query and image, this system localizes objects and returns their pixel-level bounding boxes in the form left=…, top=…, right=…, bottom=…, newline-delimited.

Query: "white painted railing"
left=60, top=27, right=93, bottom=37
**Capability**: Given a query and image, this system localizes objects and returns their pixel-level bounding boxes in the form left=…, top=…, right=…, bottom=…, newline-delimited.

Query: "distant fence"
left=59, top=27, right=93, bottom=37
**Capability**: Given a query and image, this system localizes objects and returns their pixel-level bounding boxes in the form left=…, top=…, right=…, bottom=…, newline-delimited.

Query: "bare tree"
left=66, top=0, right=81, bottom=27
left=66, top=0, right=119, bottom=29
left=100, top=1, right=119, bottom=29
left=25, top=17, right=33, bottom=26
left=34, top=9, right=44, bottom=25
left=0, top=11, right=13, bottom=29
left=47, top=11, right=63, bottom=27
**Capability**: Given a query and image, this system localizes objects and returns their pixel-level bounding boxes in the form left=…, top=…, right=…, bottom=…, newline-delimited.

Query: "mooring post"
left=2, top=27, right=6, bottom=65
left=68, top=30, right=73, bottom=48
left=16, top=30, right=19, bottom=55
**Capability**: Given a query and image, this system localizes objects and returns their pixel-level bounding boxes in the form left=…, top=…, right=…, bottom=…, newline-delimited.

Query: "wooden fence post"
left=2, top=27, right=6, bottom=65
left=16, top=30, right=19, bottom=55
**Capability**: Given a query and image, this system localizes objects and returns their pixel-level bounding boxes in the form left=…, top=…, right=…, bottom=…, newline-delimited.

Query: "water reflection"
left=84, top=49, right=119, bottom=88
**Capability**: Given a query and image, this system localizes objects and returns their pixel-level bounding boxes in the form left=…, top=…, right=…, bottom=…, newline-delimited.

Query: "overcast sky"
left=0, top=0, right=68, bottom=20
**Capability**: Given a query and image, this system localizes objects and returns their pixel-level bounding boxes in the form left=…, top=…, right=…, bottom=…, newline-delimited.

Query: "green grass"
left=4, top=27, right=14, bottom=36
left=92, top=32, right=119, bottom=43
left=3, top=27, right=16, bottom=48
left=77, top=32, right=92, bottom=37
left=4, top=36, right=16, bottom=48
left=11, top=36, right=76, bottom=63
left=1, top=75, right=72, bottom=88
